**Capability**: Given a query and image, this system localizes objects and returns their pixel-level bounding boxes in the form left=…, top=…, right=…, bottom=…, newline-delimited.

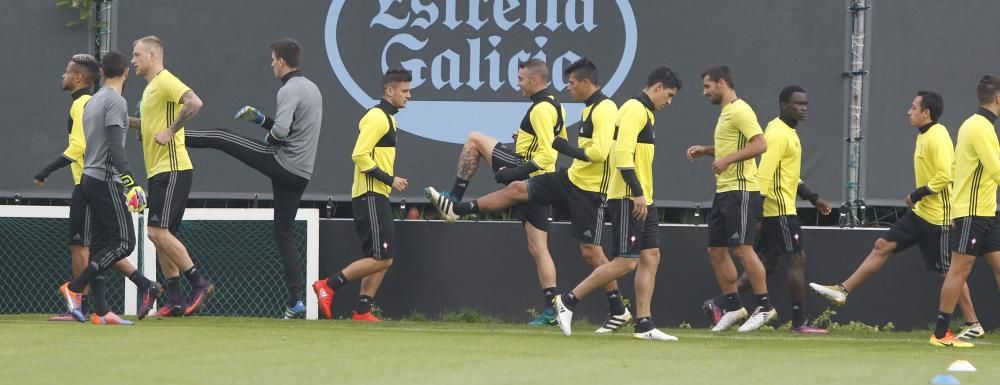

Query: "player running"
left=552, top=66, right=682, bottom=340
left=311, top=69, right=411, bottom=322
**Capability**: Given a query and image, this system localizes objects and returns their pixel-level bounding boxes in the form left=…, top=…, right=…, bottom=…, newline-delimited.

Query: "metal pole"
left=95, top=0, right=115, bottom=59
left=843, top=0, right=870, bottom=227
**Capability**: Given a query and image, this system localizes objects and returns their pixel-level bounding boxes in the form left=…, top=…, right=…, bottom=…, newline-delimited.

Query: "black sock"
left=792, top=302, right=805, bottom=327
left=634, top=316, right=655, bottom=333
left=964, top=321, right=978, bottom=326
left=934, top=312, right=952, bottom=339
left=69, top=262, right=101, bottom=293
left=606, top=290, right=626, bottom=315
left=127, top=270, right=151, bottom=291
left=90, top=275, right=109, bottom=316
left=80, top=295, right=90, bottom=315
left=356, top=295, right=374, bottom=314
left=326, top=272, right=349, bottom=290
left=561, top=293, right=579, bottom=309
left=755, top=293, right=772, bottom=311
left=724, top=292, right=741, bottom=311
left=454, top=200, right=480, bottom=215
left=542, top=287, right=557, bottom=310
left=287, top=287, right=302, bottom=307
left=451, top=177, right=470, bottom=201
left=712, top=294, right=727, bottom=308
left=165, top=277, right=183, bottom=305
left=182, top=267, right=208, bottom=287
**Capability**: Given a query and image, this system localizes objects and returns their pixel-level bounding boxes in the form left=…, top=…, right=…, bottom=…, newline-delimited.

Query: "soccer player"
left=686, top=65, right=775, bottom=332
left=929, top=76, right=1000, bottom=348
left=57, top=51, right=148, bottom=325
left=311, top=69, right=411, bottom=322
left=428, top=58, right=632, bottom=332
left=36, top=53, right=160, bottom=322
left=811, top=91, right=983, bottom=338
left=130, top=36, right=213, bottom=317
left=703, top=86, right=832, bottom=334
left=423, top=58, right=568, bottom=326
left=552, top=66, right=682, bottom=340
left=186, top=38, right=322, bottom=319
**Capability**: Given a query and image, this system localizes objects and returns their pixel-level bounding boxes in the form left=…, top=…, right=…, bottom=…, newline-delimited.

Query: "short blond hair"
left=133, top=35, right=163, bottom=55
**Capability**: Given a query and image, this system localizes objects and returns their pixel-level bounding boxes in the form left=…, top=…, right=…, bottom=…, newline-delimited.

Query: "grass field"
left=2, top=314, right=997, bottom=385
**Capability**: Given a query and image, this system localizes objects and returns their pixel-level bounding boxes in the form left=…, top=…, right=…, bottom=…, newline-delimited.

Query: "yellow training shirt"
left=139, top=69, right=194, bottom=178
left=714, top=99, right=762, bottom=193
left=608, top=93, right=656, bottom=202
left=951, top=109, right=1000, bottom=219
left=515, top=90, right=567, bottom=176
left=757, top=117, right=801, bottom=217
left=567, top=92, right=617, bottom=194
left=912, top=123, right=954, bottom=225
left=351, top=99, right=398, bottom=198
left=63, top=89, right=91, bottom=185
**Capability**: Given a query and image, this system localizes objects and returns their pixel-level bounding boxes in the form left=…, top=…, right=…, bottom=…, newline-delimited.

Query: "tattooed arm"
left=169, top=90, right=203, bottom=133
left=155, top=90, right=203, bottom=144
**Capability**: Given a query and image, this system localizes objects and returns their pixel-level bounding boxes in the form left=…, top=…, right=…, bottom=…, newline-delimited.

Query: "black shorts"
left=526, top=170, right=605, bottom=244
left=513, top=201, right=551, bottom=232
left=950, top=216, right=1000, bottom=258
left=489, top=143, right=551, bottom=231
left=80, top=175, right=136, bottom=269
left=147, top=170, right=192, bottom=231
left=708, top=190, right=762, bottom=247
left=757, top=215, right=802, bottom=255
left=608, top=199, right=659, bottom=257
left=883, top=211, right=951, bottom=272
left=490, top=143, right=527, bottom=172
left=68, top=184, right=92, bottom=246
left=353, top=193, right=395, bottom=260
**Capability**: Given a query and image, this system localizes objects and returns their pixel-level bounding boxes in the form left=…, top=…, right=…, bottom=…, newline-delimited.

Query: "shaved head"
left=518, top=58, right=549, bottom=82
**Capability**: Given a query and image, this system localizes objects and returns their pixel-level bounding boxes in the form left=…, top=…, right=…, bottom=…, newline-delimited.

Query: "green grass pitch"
left=1, top=315, right=997, bottom=385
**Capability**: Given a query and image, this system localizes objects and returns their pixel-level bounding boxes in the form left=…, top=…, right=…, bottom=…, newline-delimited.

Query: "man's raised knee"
left=467, top=131, right=487, bottom=146
left=873, top=238, right=895, bottom=254
left=507, top=181, right=528, bottom=194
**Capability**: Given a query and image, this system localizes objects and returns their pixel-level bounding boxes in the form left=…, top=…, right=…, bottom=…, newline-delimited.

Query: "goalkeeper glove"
left=120, top=173, right=147, bottom=213
left=235, top=106, right=266, bottom=125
